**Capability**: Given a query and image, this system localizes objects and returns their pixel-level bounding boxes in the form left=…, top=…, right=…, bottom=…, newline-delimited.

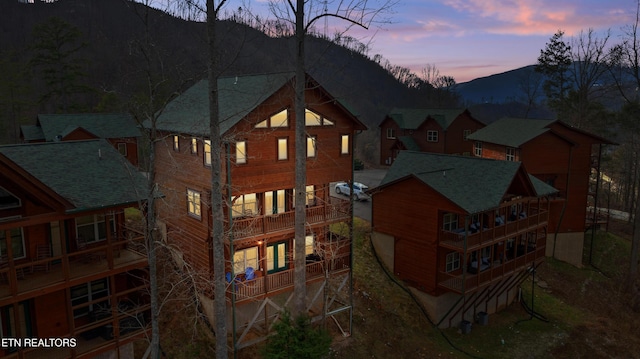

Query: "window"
left=305, top=235, right=315, bottom=256
left=305, top=109, right=333, bottom=126
left=0, top=228, right=25, bottom=259
left=474, top=141, right=482, bottom=157
left=191, top=138, right=198, bottom=154
left=117, top=143, right=127, bottom=156
left=277, top=138, right=288, bottom=160
left=70, top=278, right=109, bottom=318
left=506, top=147, right=515, bottom=161
left=204, top=140, right=211, bottom=166
left=340, top=134, right=349, bottom=155
left=236, top=140, right=246, bottom=164
left=463, top=129, right=472, bottom=141
left=271, top=109, right=288, bottom=128
left=267, top=242, right=286, bottom=273
left=256, top=109, right=288, bottom=129
left=0, top=187, right=20, bottom=210
left=445, top=252, right=460, bottom=272
left=232, top=193, right=257, bottom=217
left=307, top=136, right=316, bottom=158
left=306, top=185, right=315, bottom=206
left=427, top=130, right=439, bottom=142
left=234, top=247, right=258, bottom=274
left=173, top=135, right=180, bottom=151
left=187, top=189, right=201, bottom=218
left=1, top=302, right=32, bottom=348
left=265, top=190, right=286, bottom=215
left=76, top=215, right=114, bottom=243
left=442, top=213, right=458, bottom=231
left=386, top=128, right=395, bottom=139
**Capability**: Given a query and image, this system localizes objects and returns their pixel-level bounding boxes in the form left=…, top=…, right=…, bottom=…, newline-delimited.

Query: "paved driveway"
left=330, top=168, right=387, bottom=222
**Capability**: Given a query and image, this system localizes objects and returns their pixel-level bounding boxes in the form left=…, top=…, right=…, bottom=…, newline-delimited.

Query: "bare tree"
left=268, top=0, right=397, bottom=317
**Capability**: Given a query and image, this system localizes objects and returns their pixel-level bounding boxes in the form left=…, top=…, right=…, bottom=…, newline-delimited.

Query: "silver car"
left=335, top=182, right=370, bottom=201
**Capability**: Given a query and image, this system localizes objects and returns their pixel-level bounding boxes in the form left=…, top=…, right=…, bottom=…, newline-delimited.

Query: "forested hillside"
left=0, top=0, right=460, bottom=164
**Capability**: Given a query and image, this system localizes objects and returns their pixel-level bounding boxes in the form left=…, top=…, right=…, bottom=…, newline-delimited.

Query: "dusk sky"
left=241, top=0, right=638, bottom=83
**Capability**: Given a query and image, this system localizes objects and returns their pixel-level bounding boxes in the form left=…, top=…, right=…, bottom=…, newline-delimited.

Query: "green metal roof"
left=0, top=139, right=149, bottom=213
left=378, top=151, right=557, bottom=214
left=20, top=125, right=45, bottom=141
left=467, top=117, right=556, bottom=148
left=397, top=136, right=421, bottom=151
left=151, top=72, right=296, bottom=136
left=36, top=113, right=140, bottom=141
left=387, top=108, right=467, bottom=130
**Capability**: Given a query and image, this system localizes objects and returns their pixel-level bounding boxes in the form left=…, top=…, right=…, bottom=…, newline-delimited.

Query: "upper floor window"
left=187, top=189, right=201, bottom=219
left=506, top=147, right=516, bottom=161
left=443, top=213, right=458, bottom=231
left=305, top=109, right=333, bottom=126
left=445, top=252, right=460, bottom=272
left=236, top=140, right=247, bottom=164
left=71, top=278, right=109, bottom=318
left=463, top=129, right=472, bottom=141
left=341, top=134, right=350, bottom=155
left=204, top=140, right=212, bottom=166
left=232, top=193, right=257, bottom=217
left=0, top=228, right=25, bottom=259
left=427, top=130, right=439, bottom=142
left=76, top=214, right=115, bottom=243
left=0, top=187, right=21, bottom=210
left=307, top=136, right=317, bottom=158
left=474, top=141, right=483, bottom=157
left=117, top=143, right=127, bottom=156
left=256, top=109, right=288, bottom=129
left=305, top=235, right=315, bottom=256
left=191, top=138, right=198, bottom=154
left=386, top=128, right=395, bottom=139
left=173, top=135, right=180, bottom=151
left=278, top=138, right=288, bottom=160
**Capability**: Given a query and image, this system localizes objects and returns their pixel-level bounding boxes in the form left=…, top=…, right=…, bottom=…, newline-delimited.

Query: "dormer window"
left=0, top=187, right=21, bottom=210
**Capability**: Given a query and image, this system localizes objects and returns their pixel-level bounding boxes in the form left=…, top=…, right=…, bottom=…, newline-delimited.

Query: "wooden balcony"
left=437, top=246, right=545, bottom=294
left=0, top=234, right=147, bottom=305
left=439, top=209, right=549, bottom=251
left=228, top=197, right=350, bottom=240
left=227, top=253, right=351, bottom=302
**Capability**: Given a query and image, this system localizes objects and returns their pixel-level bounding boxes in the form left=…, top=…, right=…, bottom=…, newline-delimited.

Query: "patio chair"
left=245, top=267, right=255, bottom=281
left=32, top=244, right=51, bottom=272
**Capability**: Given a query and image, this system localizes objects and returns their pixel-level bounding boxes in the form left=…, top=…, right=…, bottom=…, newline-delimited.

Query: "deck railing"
left=0, top=228, right=147, bottom=304
left=439, top=208, right=549, bottom=250
left=230, top=253, right=351, bottom=301
left=228, top=198, right=350, bottom=240
left=437, top=246, right=546, bottom=293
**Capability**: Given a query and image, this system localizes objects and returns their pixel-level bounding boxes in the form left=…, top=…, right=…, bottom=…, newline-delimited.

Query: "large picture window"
left=445, top=252, right=460, bottom=272
left=71, top=278, right=109, bottom=318
left=0, top=228, right=25, bottom=259
left=442, top=213, right=458, bottom=231
left=76, top=215, right=114, bottom=243
left=232, top=193, right=257, bottom=217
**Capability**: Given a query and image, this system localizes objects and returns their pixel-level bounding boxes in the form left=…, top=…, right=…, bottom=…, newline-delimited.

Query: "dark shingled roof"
left=378, top=151, right=557, bottom=214
left=149, top=72, right=364, bottom=136
left=36, top=113, right=140, bottom=141
left=0, top=140, right=148, bottom=213
left=467, top=117, right=555, bottom=148
left=386, top=108, right=467, bottom=130
left=397, top=136, right=421, bottom=151
left=20, top=125, right=45, bottom=141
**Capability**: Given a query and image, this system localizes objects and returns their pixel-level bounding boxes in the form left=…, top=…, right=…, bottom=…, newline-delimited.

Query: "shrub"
left=261, top=309, right=331, bottom=359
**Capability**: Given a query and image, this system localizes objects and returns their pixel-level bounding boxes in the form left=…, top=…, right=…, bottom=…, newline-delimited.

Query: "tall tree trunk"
left=293, top=0, right=307, bottom=316
left=207, top=1, right=228, bottom=357
left=629, top=176, right=640, bottom=293
left=147, top=127, right=160, bottom=359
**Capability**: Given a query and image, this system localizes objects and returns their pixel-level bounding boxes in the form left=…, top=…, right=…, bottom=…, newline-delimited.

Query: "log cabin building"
left=379, top=108, right=485, bottom=166
left=150, top=72, right=366, bottom=349
left=20, top=113, right=141, bottom=167
left=467, top=118, right=616, bottom=266
left=0, top=139, right=150, bottom=358
left=370, top=151, right=557, bottom=328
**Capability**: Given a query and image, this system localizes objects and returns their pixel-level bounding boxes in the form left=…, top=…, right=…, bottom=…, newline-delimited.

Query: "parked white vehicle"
left=335, top=181, right=370, bottom=201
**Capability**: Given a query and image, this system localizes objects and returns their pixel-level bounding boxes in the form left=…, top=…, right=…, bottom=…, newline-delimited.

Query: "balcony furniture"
left=32, top=244, right=51, bottom=272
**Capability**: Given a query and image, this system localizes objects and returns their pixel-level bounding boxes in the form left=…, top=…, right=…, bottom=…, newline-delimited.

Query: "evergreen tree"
left=262, top=310, right=332, bottom=359
left=536, top=30, right=572, bottom=115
